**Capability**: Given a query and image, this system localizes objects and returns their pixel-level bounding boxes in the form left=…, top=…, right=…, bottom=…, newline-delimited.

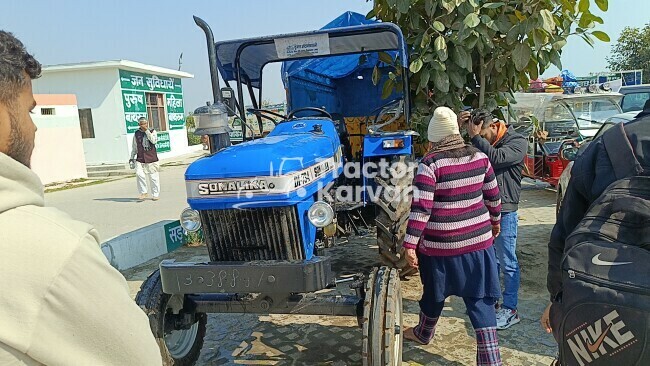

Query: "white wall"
left=31, top=103, right=88, bottom=184
left=34, top=67, right=192, bottom=166
left=33, top=69, right=128, bottom=166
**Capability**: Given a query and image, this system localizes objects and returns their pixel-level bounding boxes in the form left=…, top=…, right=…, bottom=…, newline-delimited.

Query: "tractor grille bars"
left=199, top=206, right=305, bottom=262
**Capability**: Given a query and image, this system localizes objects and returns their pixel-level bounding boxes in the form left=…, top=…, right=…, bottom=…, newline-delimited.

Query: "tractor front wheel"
left=136, top=270, right=207, bottom=366
left=375, top=155, right=416, bottom=276
left=362, top=266, right=403, bottom=366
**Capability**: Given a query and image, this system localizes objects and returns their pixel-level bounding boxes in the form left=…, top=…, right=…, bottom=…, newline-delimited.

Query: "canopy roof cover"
left=214, top=11, right=407, bottom=88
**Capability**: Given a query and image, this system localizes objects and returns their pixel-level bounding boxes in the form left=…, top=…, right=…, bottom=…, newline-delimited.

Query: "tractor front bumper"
left=159, top=257, right=335, bottom=295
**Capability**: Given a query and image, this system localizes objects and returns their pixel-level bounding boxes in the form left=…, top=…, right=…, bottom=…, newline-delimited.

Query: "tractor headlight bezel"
left=180, top=208, right=202, bottom=232
left=307, top=201, right=334, bottom=228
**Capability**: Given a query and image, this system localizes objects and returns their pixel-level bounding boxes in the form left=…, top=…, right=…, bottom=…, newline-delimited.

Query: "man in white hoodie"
left=0, top=31, right=162, bottom=365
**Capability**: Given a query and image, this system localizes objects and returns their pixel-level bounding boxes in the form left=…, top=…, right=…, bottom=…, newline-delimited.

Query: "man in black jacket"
left=541, top=116, right=650, bottom=333
left=460, top=109, right=528, bottom=330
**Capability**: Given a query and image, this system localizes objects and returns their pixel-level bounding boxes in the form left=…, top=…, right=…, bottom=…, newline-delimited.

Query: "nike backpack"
left=554, top=123, right=650, bottom=366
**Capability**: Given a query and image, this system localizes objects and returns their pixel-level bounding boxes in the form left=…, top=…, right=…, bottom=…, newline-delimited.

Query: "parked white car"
left=556, top=111, right=640, bottom=216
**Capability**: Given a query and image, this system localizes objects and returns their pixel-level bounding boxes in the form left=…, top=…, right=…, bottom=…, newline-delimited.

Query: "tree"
left=607, top=24, right=650, bottom=81
left=185, top=115, right=196, bottom=130
left=368, top=0, right=610, bottom=134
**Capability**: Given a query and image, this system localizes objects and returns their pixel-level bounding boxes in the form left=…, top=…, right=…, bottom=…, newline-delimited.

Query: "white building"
left=31, top=94, right=87, bottom=184
left=33, top=60, right=194, bottom=167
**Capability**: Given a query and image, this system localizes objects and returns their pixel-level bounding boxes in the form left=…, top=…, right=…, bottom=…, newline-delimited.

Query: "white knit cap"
left=428, top=106, right=460, bottom=142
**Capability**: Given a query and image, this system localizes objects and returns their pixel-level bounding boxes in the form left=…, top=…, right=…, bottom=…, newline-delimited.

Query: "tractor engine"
left=182, top=118, right=343, bottom=262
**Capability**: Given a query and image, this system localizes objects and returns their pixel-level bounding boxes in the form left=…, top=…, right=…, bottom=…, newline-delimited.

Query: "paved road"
left=124, top=183, right=559, bottom=365
left=44, top=152, right=206, bottom=241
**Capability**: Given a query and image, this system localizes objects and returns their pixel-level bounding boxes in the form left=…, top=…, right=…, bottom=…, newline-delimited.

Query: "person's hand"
left=457, top=110, right=471, bottom=129
left=404, top=248, right=418, bottom=268
left=492, top=224, right=501, bottom=238
left=468, top=119, right=482, bottom=139
left=541, top=303, right=553, bottom=333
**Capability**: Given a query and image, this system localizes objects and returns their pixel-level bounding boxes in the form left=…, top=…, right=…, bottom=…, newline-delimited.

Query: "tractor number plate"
left=159, top=258, right=333, bottom=295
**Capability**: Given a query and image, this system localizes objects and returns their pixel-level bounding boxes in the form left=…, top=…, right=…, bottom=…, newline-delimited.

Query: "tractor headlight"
left=180, top=208, right=202, bottom=232
left=308, top=201, right=334, bottom=228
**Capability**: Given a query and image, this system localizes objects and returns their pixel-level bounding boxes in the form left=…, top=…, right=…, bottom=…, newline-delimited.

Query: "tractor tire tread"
left=375, top=156, right=416, bottom=276
left=135, top=270, right=207, bottom=366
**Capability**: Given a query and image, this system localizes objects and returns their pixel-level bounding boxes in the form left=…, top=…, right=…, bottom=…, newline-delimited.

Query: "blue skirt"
left=417, top=246, right=501, bottom=303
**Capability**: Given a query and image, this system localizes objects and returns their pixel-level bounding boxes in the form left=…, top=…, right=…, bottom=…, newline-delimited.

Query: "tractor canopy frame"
left=194, top=15, right=411, bottom=139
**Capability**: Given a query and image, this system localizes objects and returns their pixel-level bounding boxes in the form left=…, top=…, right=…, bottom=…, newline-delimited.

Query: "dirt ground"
left=123, top=181, right=559, bottom=365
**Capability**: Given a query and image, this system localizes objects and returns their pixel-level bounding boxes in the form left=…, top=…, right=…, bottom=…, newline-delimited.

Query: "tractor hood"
left=185, top=119, right=341, bottom=180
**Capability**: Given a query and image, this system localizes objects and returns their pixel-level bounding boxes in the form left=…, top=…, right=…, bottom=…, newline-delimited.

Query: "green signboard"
left=120, top=69, right=185, bottom=133
left=119, top=69, right=182, bottom=93
left=164, top=220, right=204, bottom=252
left=121, top=90, right=147, bottom=133
left=166, top=92, right=185, bottom=130
left=164, top=220, right=185, bottom=252
left=156, top=131, right=171, bottom=153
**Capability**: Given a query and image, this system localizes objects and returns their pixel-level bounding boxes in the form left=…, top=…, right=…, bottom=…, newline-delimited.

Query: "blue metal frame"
left=360, top=133, right=413, bottom=205
left=362, top=134, right=413, bottom=158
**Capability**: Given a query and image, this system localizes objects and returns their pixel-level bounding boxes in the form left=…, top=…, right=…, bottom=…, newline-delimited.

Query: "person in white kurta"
left=130, top=117, right=161, bottom=200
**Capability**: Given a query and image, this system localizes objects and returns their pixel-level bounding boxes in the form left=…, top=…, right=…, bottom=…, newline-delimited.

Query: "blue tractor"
left=136, top=12, right=418, bottom=365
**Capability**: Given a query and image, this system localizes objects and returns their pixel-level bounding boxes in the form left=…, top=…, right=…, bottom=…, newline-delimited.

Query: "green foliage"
left=369, top=0, right=609, bottom=136
left=185, top=115, right=202, bottom=146
left=607, top=24, right=650, bottom=82
left=187, top=132, right=202, bottom=146
left=184, top=229, right=204, bottom=246
left=185, top=115, right=196, bottom=129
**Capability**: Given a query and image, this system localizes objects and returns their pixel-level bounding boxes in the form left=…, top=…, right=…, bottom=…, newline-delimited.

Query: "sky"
left=1, top=0, right=648, bottom=111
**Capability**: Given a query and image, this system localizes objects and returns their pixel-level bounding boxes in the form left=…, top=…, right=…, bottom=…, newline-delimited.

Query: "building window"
left=146, top=92, right=167, bottom=131
left=41, top=107, right=55, bottom=115
left=78, top=108, right=95, bottom=139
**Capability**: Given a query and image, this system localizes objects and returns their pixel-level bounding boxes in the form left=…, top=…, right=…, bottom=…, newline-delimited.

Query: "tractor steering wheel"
left=247, top=108, right=287, bottom=126
left=287, top=107, right=332, bottom=120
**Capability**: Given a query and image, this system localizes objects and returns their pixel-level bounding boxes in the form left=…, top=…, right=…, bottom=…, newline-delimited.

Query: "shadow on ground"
left=197, top=315, right=466, bottom=366
left=94, top=197, right=144, bottom=203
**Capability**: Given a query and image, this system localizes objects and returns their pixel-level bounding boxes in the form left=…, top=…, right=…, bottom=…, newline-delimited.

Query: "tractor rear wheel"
left=362, top=266, right=403, bottom=366
left=136, top=270, right=207, bottom=366
left=375, top=155, right=416, bottom=276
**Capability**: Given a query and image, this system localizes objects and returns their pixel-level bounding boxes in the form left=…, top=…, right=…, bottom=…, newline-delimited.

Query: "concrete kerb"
left=101, top=219, right=186, bottom=270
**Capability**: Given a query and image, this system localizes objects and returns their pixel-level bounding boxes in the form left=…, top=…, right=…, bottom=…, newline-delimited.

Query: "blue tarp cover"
left=281, top=12, right=392, bottom=84
left=282, top=12, right=403, bottom=117
left=214, top=12, right=405, bottom=89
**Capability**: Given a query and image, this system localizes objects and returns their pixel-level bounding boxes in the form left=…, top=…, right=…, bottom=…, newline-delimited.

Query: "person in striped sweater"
left=403, top=107, right=503, bottom=366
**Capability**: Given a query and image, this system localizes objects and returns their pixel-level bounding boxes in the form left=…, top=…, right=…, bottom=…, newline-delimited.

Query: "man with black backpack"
left=542, top=116, right=650, bottom=365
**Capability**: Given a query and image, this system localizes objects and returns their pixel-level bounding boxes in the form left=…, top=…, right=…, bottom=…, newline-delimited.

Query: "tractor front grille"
left=199, top=206, right=305, bottom=262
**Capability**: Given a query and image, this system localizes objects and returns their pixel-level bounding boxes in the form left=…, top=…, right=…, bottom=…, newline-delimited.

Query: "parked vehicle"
left=136, top=12, right=415, bottom=365
left=619, top=84, right=650, bottom=112
left=506, top=92, right=623, bottom=187
left=556, top=111, right=640, bottom=215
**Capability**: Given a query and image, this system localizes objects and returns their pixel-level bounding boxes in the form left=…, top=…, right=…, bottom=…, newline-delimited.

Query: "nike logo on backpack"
left=591, top=253, right=632, bottom=266
left=587, top=323, right=613, bottom=353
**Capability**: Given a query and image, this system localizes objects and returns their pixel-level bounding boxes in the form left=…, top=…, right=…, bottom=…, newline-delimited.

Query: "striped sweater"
left=403, top=148, right=502, bottom=257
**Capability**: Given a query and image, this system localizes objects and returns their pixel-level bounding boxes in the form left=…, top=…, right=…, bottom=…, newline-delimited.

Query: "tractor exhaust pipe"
left=192, top=16, right=231, bottom=153
left=193, top=16, right=222, bottom=104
